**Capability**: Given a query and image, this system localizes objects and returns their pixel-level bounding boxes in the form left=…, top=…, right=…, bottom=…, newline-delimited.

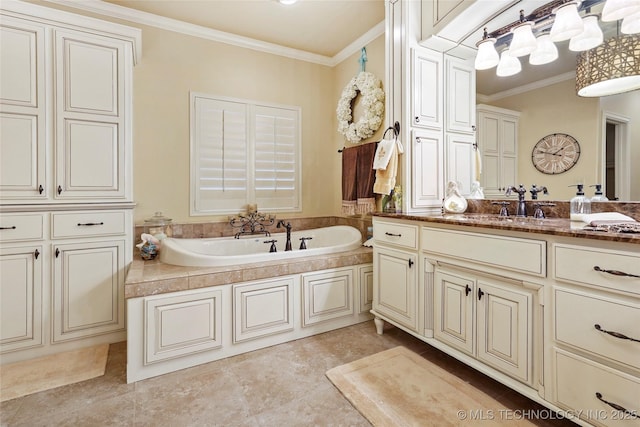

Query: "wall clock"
left=531, top=133, right=580, bottom=174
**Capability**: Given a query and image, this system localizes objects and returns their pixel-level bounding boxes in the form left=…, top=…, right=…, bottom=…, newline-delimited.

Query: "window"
left=190, top=93, right=301, bottom=215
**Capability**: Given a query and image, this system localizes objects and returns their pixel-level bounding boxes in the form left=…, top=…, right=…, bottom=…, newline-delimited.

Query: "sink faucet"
left=530, top=184, right=548, bottom=200
left=277, top=220, right=293, bottom=251
left=506, top=184, right=528, bottom=217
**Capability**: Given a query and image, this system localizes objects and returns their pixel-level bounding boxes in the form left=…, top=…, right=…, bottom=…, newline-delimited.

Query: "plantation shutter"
left=253, top=105, right=300, bottom=210
left=192, top=96, right=247, bottom=212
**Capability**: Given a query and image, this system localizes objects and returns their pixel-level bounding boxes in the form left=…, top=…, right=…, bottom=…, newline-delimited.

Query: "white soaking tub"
left=158, top=225, right=363, bottom=267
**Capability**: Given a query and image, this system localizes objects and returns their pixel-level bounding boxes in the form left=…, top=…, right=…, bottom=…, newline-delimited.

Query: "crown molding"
left=41, top=0, right=382, bottom=67
left=477, top=71, right=576, bottom=102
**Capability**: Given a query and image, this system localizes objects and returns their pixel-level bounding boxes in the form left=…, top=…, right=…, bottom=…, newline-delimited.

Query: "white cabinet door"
left=0, top=245, right=43, bottom=352
left=373, top=246, right=418, bottom=331
left=412, top=129, right=444, bottom=208
left=302, top=268, right=354, bottom=326
left=477, top=279, right=532, bottom=384
left=54, top=29, right=127, bottom=200
left=359, top=265, right=374, bottom=314
left=233, top=278, right=294, bottom=343
left=412, top=47, right=443, bottom=130
left=52, top=240, right=125, bottom=342
left=446, top=132, right=475, bottom=196
left=0, top=18, right=47, bottom=200
left=445, top=55, right=475, bottom=134
left=434, top=269, right=474, bottom=355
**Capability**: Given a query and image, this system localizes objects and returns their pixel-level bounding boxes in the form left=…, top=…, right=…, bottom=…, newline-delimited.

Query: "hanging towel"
left=341, top=146, right=358, bottom=215
left=373, top=138, right=395, bottom=170
left=373, top=140, right=402, bottom=195
left=474, top=146, right=482, bottom=181
left=356, top=142, right=377, bottom=214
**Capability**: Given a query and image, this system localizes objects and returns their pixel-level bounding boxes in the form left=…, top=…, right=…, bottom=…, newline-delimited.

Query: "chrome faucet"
left=529, top=184, right=549, bottom=200
left=506, top=184, right=528, bottom=217
left=277, top=220, right=293, bottom=251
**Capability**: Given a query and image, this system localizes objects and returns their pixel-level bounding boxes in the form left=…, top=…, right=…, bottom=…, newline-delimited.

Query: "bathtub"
left=158, top=225, right=363, bottom=267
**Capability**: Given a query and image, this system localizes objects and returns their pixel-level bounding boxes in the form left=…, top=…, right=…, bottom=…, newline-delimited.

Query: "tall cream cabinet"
left=476, top=104, right=520, bottom=198
left=386, top=0, right=477, bottom=215
left=0, top=1, right=140, bottom=364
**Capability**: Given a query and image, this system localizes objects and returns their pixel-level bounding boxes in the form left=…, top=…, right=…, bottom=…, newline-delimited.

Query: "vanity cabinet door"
left=476, top=279, right=532, bottom=384
left=412, top=47, right=443, bottom=130
left=434, top=269, right=474, bottom=355
left=445, top=55, right=475, bottom=134
left=373, top=246, right=418, bottom=331
left=446, top=132, right=475, bottom=197
left=412, top=129, right=444, bottom=209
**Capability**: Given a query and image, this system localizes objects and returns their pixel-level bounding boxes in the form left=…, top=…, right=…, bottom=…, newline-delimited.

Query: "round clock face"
left=531, top=133, right=580, bottom=174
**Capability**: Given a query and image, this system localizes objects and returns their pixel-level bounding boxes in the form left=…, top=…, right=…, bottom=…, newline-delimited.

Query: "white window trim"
left=189, top=92, right=302, bottom=216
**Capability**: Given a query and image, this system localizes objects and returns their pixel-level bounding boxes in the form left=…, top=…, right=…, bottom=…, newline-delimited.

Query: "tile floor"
left=1, top=322, right=576, bottom=426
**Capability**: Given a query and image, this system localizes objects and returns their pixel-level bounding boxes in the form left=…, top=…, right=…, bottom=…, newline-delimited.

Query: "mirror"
left=469, top=5, right=639, bottom=201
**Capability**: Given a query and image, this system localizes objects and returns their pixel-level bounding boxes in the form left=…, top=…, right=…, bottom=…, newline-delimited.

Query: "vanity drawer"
left=373, top=220, right=418, bottom=250
left=422, top=227, right=546, bottom=276
left=554, top=349, right=640, bottom=426
left=0, top=213, right=46, bottom=242
left=52, top=211, right=126, bottom=239
left=554, top=288, right=640, bottom=370
left=554, top=244, right=640, bottom=296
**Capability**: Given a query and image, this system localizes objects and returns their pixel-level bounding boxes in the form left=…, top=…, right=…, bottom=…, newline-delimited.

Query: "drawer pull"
left=0, top=226, right=17, bottom=230
left=594, top=324, right=640, bottom=343
left=593, top=265, right=640, bottom=278
left=595, top=392, right=639, bottom=419
left=385, top=232, right=402, bottom=237
left=77, top=222, right=105, bottom=227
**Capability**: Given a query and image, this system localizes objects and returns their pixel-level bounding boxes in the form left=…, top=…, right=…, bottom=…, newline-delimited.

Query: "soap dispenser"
left=590, top=184, right=609, bottom=202
left=569, top=184, right=591, bottom=221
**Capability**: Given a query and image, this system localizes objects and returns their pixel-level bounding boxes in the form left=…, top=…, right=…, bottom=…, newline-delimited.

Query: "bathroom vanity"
left=372, top=213, right=639, bottom=427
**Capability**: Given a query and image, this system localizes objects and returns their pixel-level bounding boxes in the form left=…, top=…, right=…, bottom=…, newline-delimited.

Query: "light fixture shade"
left=621, top=10, right=640, bottom=34
left=530, top=33, right=559, bottom=65
left=569, top=14, right=604, bottom=51
left=576, top=35, right=640, bottom=97
left=496, top=49, right=522, bottom=76
left=509, top=22, right=537, bottom=57
left=550, top=1, right=584, bottom=42
left=475, top=38, right=500, bottom=70
left=601, top=0, right=640, bottom=22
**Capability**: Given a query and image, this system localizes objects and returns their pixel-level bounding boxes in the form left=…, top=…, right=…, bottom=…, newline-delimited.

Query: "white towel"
left=582, top=212, right=636, bottom=224
left=373, top=139, right=395, bottom=170
left=474, top=146, right=482, bottom=181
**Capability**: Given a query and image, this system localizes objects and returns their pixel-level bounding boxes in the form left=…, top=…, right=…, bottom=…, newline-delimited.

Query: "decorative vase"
left=443, top=181, right=468, bottom=213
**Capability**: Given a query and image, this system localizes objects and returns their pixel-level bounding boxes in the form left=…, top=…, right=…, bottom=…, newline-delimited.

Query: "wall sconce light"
left=569, top=14, right=604, bottom=51
left=601, top=0, right=640, bottom=21
left=475, top=28, right=500, bottom=70
left=530, top=32, right=559, bottom=65
left=550, top=1, right=584, bottom=42
left=576, top=34, right=640, bottom=96
left=496, top=48, right=522, bottom=76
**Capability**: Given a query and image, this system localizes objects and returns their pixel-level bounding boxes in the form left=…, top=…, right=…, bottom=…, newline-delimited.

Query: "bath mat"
left=0, top=343, right=109, bottom=402
left=326, top=346, right=536, bottom=426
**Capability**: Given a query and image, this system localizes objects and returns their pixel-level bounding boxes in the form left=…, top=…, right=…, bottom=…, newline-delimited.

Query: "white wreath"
left=337, top=71, right=385, bottom=143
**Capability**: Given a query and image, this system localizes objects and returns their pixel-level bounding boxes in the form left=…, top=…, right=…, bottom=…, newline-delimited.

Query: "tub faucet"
left=506, top=184, right=527, bottom=217
left=277, top=220, right=293, bottom=251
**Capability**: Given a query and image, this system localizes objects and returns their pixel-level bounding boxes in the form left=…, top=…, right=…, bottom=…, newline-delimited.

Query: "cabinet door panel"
left=0, top=245, right=43, bottom=352
left=412, top=129, right=444, bottom=208
left=412, top=48, right=443, bottom=129
left=0, top=21, right=42, bottom=107
left=477, top=280, right=532, bottom=384
left=447, top=132, right=475, bottom=196
left=52, top=240, right=125, bottom=342
left=359, top=265, right=374, bottom=313
left=501, top=118, right=518, bottom=155
left=302, top=268, right=354, bottom=326
left=446, top=56, right=475, bottom=133
left=434, top=270, right=474, bottom=355
left=373, top=247, right=417, bottom=330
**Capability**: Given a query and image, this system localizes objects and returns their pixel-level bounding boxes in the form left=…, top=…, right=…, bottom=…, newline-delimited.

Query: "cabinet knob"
left=55, top=248, right=60, bottom=258
left=408, top=258, right=414, bottom=268
left=39, top=184, right=44, bottom=194
left=34, top=249, right=40, bottom=259
left=477, top=288, right=484, bottom=300
left=415, top=116, right=420, bottom=123
left=465, top=284, right=471, bottom=296
left=416, top=137, right=421, bottom=144
left=57, top=185, right=62, bottom=195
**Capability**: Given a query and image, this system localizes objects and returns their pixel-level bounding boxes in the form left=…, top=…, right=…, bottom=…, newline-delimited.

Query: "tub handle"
left=299, top=237, right=313, bottom=250
left=264, top=239, right=278, bottom=253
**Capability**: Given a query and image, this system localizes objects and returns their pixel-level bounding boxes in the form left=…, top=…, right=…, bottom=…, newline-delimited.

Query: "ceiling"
left=101, top=0, right=385, bottom=58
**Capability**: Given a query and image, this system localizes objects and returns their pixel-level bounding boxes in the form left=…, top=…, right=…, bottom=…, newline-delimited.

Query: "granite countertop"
left=125, top=246, right=373, bottom=299
left=374, top=212, right=640, bottom=245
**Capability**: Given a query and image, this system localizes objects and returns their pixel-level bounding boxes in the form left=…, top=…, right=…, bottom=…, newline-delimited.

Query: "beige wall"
left=486, top=79, right=601, bottom=201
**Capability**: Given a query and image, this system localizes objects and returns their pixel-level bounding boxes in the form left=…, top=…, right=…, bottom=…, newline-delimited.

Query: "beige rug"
left=0, top=344, right=109, bottom=402
left=326, top=346, right=536, bottom=426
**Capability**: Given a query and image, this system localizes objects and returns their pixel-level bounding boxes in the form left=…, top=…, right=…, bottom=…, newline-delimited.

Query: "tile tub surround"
left=125, top=247, right=372, bottom=299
